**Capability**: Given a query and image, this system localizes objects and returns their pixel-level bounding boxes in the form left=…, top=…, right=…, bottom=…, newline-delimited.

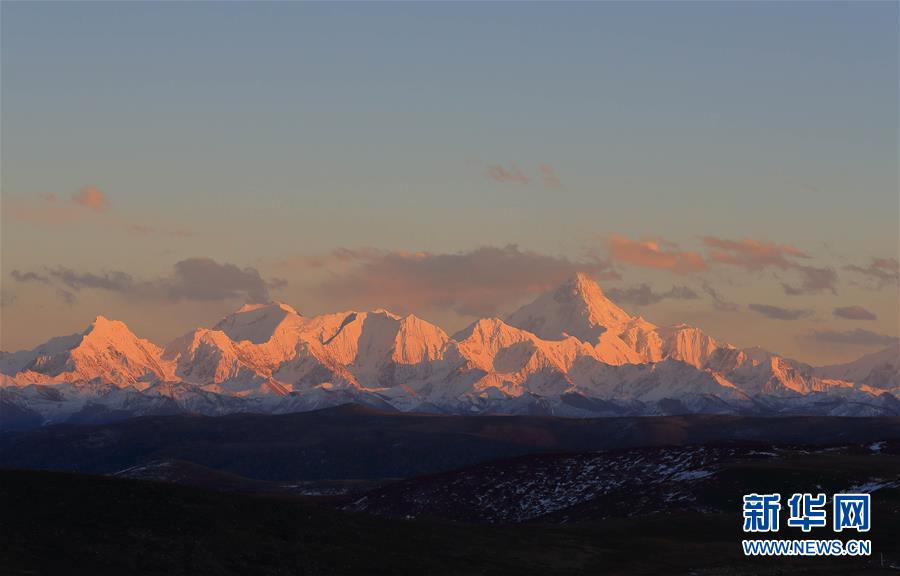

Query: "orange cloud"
left=607, top=235, right=707, bottom=274
left=486, top=164, right=529, bottom=185
left=72, top=186, right=110, bottom=212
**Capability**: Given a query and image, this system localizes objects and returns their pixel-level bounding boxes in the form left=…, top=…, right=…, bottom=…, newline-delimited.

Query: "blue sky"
left=2, top=1, right=898, bottom=363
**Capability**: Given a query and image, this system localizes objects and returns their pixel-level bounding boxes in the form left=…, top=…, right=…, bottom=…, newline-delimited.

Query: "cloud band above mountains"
left=11, top=258, right=282, bottom=304
left=313, top=245, right=619, bottom=316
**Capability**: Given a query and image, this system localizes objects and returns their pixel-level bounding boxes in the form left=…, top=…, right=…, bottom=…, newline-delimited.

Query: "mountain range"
left=1, top=273, right=898, bottom=427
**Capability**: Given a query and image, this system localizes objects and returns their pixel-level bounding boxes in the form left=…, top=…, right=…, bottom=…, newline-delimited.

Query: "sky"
left=1, top=1, right=898, bottom=365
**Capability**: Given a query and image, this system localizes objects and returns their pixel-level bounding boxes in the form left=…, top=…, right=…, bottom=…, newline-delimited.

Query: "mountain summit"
left=214, top=302, right=304, bottom=344
left=0, top=315, right=170, bottom=387
left=506, top=273, right=633, bottom=342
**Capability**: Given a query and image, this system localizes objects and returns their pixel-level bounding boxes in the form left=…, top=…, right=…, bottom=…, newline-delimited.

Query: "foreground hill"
left=345, top=442, right=900, bottom=523
left=2, top=469, right=897, bottom=575
left=2, top=404, right=899, bottom=482
left=2, top=274, right=898, bottom=427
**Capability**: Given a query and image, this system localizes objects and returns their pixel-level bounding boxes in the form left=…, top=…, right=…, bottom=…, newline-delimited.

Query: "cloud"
left=780, top=265, right=838, bottom=296
left=46, top=267, right=135, bottom=292
left=702, top=237, right=809, bottom=271
left=833, top=306, right=877, bottom=321
left=605, top=283, right=699, bottom=306
left=160, top=258, right=280, bottom=303
left=607, top=235, right=707, bottom=274
left=702, top=236, right=836, bottom=295
left=129, top=224, right=193, bottom=238
left=72, top=186, right=110, bottom=212
left=539, top=164, right=561, bottom=189
left=807, top=329, right=899, bottom=347
left=7, top=187, right=190, bottom=239
left=314, top=245, right=619, bottom=316
left=845, top=257, right=900, bottom=288
left=700, top=282, right=738, bottom=311
left=748, top=303, right=813, bottom=321
left=11, top=270, right=51, bottom=284
left=11, top=258, right=283, bottom=305
left=57, top=289, right=76, bottom=306
left=486, top=164, right=529, bottom=185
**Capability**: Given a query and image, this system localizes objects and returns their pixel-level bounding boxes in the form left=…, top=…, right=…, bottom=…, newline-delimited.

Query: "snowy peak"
left=214, top=301, right=304, bottom=344
left=322, top=310, right=447, bottom=367
left=236, top=302, right=298, bottom=315
left=69, top=316, right=172, bottom=385
left=506, top=273, right=634, bottom=342
left=454, top=318, right=537, bottom=365
left=655, top=324, right=719, bottom=368
left=453, top=317, right=592, bottom=375
left=79, top=316, right=157, bottom=352
left=454, top=317, right=534, bottom=346
left=393, top=314, right=449, bottom=365
left=1, top=315, right=172, bottom=387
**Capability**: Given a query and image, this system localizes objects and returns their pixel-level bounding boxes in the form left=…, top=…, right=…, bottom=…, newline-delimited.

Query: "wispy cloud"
left=57, top=289, right=76, bottom=306
left=485, top=163, right=562, bottom=189
left=845, top=257, right=900, bottom=289
left=10, top=270, right=51, bottom=284
left=748, top=303, right=813, bottom=321
left=44, top=267, right=135, bottom=292
left=780, top=265, right=838, bottom=296
left=833, top=305, right=877, bottom=321
left=703, top=236, right=836, bottom=295
left=702, top=237, right=809, bottom=270
left=700, top=282, right=738, bottom=311
left=807, top=329, right=899, bottom=347
left=607, top=235, right=707, bottom=274
left=605, top=283, right=699, bottom=306
left=486, top=164, right=529, bottom=185
left=10, top=258, right=283, bottom=305
left=129, top=224, right=193, bottom=238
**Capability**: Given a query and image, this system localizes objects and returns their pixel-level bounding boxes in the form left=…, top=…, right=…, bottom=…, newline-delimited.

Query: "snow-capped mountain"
left=816, top=342, right=900, bottom=390
left=1, top=274, right=897, bottom=427
left=0, top=315, right=172, bottom=387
